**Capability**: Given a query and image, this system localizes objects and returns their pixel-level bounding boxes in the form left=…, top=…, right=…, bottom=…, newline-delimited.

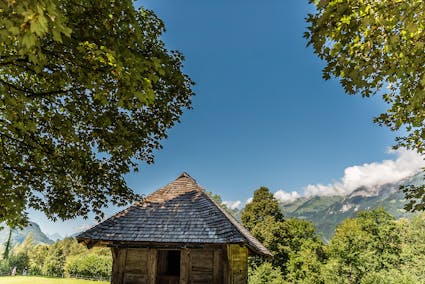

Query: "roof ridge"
left=176, top=171, right=196, bottom=182
left=139, top=172, right=200, bottom=204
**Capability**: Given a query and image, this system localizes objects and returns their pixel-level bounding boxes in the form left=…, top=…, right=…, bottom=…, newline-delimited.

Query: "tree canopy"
left=325, top=208, right=401, bottom=283
left=242, top=186, right=284, bottom=231
left=0, top=0, right=194, bottom=227
left=242, top=187, right=324, bottom=276
left=305, top=0, right=425, bottom=211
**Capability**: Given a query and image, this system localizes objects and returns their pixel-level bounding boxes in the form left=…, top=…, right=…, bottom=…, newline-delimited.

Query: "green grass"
left=0, top=276, right=109, bottom=284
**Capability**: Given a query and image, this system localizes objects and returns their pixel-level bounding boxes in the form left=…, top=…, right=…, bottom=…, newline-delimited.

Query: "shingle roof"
left=76, top=172, right=271, bottom=256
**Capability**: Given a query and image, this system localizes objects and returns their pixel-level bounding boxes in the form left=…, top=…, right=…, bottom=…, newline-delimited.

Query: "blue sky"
left=31, top=0, right=418, bottom=236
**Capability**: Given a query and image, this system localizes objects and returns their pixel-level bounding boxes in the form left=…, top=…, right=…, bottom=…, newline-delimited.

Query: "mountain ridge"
left=0, top=221, right=54, bottom=247
left=279, top=173, right=422, bottom=241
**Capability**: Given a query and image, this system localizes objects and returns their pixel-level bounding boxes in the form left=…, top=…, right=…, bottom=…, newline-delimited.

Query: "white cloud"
left=304, top=148, right=425, bottom=197
left=274, top=190, right=301, bottom=203
left=246, top=197, right=253, bottom=204
left=72, top=223, right=95, bottom=235
left=222, top=200, right=242, bottom=210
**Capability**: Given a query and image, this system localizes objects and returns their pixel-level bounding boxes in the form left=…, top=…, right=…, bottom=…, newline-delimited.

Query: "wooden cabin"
left=77, top=172, right=271, bottom=284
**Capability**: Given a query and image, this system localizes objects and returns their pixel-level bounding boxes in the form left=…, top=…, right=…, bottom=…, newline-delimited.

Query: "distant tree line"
left=0, top=236, right=111, bottom=279
left=244, top=187, right=425, bottom=284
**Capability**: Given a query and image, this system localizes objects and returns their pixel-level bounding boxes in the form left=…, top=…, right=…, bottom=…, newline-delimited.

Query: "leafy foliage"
left=64, top=254, right=111, bottom=278
left=286, top=238, right=326, bottom=284
left=399, top=214, right=425, bottom=281
left=0, top=0, right=194, bottom=228
left=0, top=276, right=108, bottom=284
left=2, top=228, right=12, bottom=259
left=248, top=262, right=285, bottom=284
left=360, top=269, right=422, bottom=284
left=242, top=187, right=324, bottom=277
left=324, top=208, right=402, bottom=283
left=305, top=0, right=425, bottom=210
left=0, top=253, right=29, bottom=275
left=0, top=236, right=111, bottom=278
left=242, top=187, right=284, bottom=231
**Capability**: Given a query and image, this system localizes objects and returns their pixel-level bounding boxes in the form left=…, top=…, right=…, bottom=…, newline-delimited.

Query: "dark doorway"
left=157, top=250, right=180, bottom=284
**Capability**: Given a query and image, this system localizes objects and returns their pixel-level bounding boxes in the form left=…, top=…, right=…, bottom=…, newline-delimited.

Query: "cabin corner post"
left=224, top=245, right=231, bottom=284
left=180, top=248, right=191, bottom=284
left=147, top=248, right=157, bottom=284
left=213, top=248, right=223, bottom=284
left=111, top=247, right=127, bottom=284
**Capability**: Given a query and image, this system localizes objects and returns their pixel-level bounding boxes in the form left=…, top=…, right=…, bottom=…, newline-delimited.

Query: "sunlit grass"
left=0, top=276, right=109, bottom=284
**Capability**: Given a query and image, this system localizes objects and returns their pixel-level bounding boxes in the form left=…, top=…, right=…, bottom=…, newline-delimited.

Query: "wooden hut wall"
left=227, top=244, right=249, bottom=284
left=188, top=248, right=225, bottom=283
left=111, top=245, right=248, bottom=284
left=111, top=248, right=157, bottom=284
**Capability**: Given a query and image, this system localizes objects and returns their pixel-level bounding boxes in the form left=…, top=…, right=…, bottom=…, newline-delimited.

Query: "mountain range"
left=279, top=173, right=423, bottom=241
left=0, top=222, right=54, bottom=247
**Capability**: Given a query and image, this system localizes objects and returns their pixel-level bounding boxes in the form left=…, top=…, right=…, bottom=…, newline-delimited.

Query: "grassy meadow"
left=0, top=276, right=109, bottom=284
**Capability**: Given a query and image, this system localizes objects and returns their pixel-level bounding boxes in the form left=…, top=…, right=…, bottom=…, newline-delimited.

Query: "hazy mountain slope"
left=280, top=174, right=422, bottom=242
left=47, top=233, right=63, bottom=241
left=0, top=222, right=53, bottom=246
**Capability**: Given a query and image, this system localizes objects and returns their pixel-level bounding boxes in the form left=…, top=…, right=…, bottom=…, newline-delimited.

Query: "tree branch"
left=0, top=78, right=69, bottom=98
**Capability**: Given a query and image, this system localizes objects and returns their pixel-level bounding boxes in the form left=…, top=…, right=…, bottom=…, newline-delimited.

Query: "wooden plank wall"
left=190, top=249, right=214, bottom=283
left=111, top=246, right=244, bottom=284
left=213, top=249, right=223, bottom=283
left=124, top=248, right=148, bottom=283
left=188, top=248, right=224, bottom=284
left=227, top=244, right=248, bottom=284
left=111, top=247, right=127, bottom=284
left=111, top=248, right=157, bottom=284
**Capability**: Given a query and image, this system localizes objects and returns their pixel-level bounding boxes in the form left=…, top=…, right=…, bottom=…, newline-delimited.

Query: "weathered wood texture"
left=213, top=249, right=223, bottom=284
left=124, top=248, right=149, bottom=284
left=227, top=244, right=248, bottom=284
left=111, top=248, right=156, bottom=284
left=179, top=249, right=190, bottom=284
left=147, top=249, right=157, bottom=284
left=191, top=249, right=213, bottom=283
left=111, top=248, right=127, bottom=284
